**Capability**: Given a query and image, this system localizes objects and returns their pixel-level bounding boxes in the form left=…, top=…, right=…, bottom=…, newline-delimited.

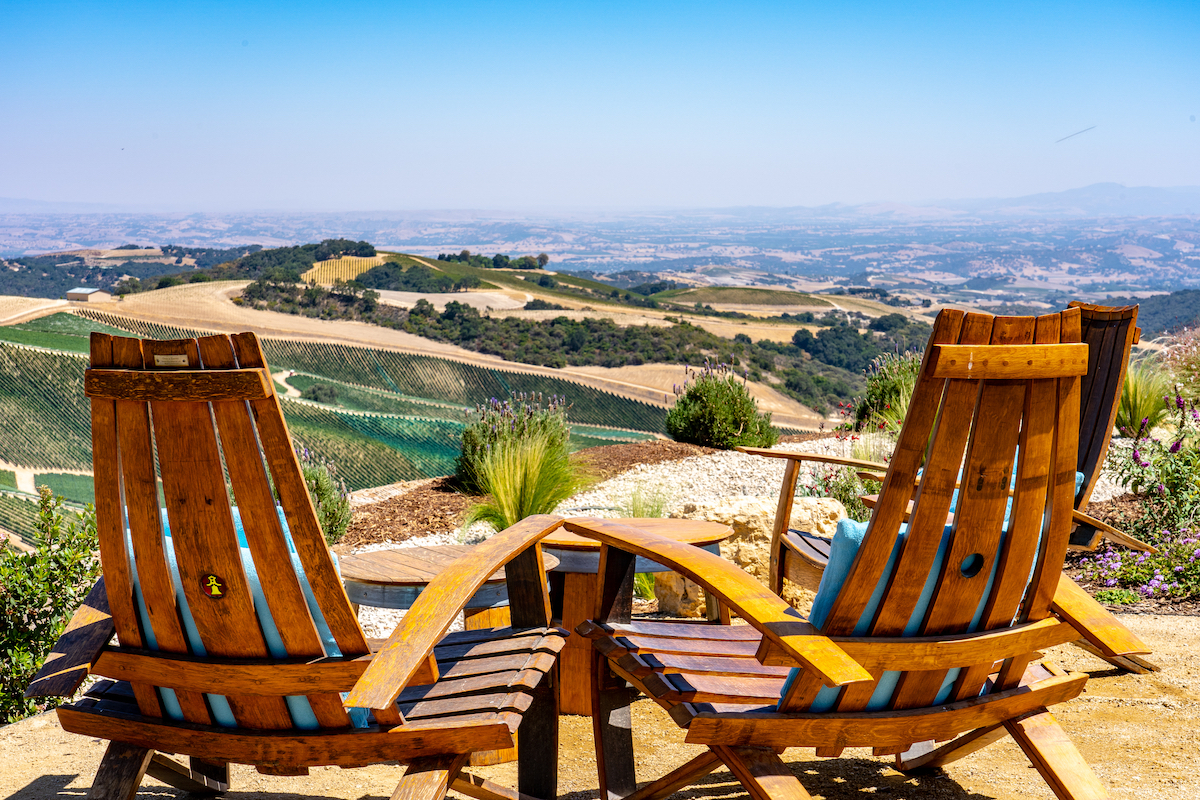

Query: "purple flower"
left=1171, top=440, right=1183, bottom=454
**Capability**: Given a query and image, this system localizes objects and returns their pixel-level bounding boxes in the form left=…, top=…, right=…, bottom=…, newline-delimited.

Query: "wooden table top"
left=544, top=517, right=732, bottom=551
left=339, top=544, right=560, bottom=587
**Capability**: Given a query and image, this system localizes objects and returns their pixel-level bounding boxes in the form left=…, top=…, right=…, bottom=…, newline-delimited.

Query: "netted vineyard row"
left=0, top=493, right=41, bottom=547
left=0, top=344, right=91, bottom=470
left=74, top=310, right=208, bottom=342
left=263, top=340, right=669, bottom=433
left=300, top=256, right=384, bottom=285
left=285, top=374, right=470, bottom=418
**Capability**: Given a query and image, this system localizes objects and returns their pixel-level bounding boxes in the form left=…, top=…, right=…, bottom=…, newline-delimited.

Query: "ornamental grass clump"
left=1116, top=357, right=1173, bottom=436
left=463, top=427, right=589, bottom=532
left=0, top=488, right=100, bottom=723
left=666, top=360, right=778, bottom=449
left=457, top=393, right=571, bottom=494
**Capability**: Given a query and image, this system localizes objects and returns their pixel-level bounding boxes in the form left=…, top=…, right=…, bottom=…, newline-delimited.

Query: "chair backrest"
left=1070, top=301, right=1139, bottom=508
left=87, top=331, right=369, bottom=730
left=815, top=309, right=1085, bottom=711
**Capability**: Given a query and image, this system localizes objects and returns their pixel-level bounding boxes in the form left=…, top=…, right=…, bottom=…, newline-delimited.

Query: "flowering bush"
left=1078, top=386, right=1200, bottom=601
left=1113, top=387, right=1200, bottom=542
left=666, top=360, right=778, bottom=449
left=1078, top=529, right=1200, bottom=602
left=457, top=393, right=571, bottom=494
left=1164, top=327, right=1200, bottom=402
left=0, top=488, right=100, bottom=723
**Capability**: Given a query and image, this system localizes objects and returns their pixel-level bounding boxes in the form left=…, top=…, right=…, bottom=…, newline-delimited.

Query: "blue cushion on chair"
left=780, top=515, right=1004, bottom=711
left=128, top=508, right=365, bottom=729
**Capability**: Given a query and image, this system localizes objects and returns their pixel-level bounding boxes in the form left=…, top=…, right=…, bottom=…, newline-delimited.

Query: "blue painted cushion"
left=779, top=516, right=1004, bottom=711
left=128, top=507, right=367, bottom=729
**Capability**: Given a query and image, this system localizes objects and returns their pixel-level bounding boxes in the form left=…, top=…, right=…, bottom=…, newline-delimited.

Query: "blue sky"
left=2, top=1, right=1197, bottom=211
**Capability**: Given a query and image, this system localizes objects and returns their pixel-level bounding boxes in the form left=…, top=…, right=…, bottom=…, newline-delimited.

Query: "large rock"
left=653, top=496, right=846, bottom=617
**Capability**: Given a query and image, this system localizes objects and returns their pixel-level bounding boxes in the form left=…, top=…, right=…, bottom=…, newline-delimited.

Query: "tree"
left=537, top=253, right=550, bottom=268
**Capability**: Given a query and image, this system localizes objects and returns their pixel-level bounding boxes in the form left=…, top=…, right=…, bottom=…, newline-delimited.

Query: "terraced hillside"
left=0, top=311, right=659, bottom=536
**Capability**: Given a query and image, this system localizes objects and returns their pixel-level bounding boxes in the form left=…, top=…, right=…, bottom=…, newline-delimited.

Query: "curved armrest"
left=1072, top=509, right=1156, bottom=553
left=737, top=446, right=888, bottom=474
left=562, top=517, right=873, bottom=689
left=344, top=514, right=565, bottom=712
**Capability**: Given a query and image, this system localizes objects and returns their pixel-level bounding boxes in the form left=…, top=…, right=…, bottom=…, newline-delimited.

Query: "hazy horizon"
left=4, top=1, right=1198, bottom=212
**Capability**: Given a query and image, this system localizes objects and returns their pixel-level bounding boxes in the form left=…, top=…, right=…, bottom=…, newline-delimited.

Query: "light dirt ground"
left=0, top=297, right=67, bottom=325
left=376, top=289, right=528, bottom=312
left=0, top=614, right=1194, bottom=800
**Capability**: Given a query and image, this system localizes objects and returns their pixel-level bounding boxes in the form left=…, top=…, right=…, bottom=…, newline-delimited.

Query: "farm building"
left=66, top=287, right=111, bottom=302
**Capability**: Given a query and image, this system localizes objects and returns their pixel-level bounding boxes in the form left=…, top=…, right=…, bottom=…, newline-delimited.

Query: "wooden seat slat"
left=646, top=653, right=792, bottom=678
left=401, top=690, right=533, bottom=721
left=663, top=673, right=785, bottom=705
left=616, top=634, right=761, bottom=658
left=602, top=620, right=762, bottom=641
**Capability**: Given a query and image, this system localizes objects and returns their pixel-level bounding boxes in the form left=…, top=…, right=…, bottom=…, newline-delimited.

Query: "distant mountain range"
left=3, top=183, right=1199, bottom=220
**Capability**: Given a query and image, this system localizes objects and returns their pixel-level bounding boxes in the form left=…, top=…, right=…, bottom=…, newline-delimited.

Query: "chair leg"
left=895, top=723, right=1008, bottom=772
left=713, top=746, right=813, bottom=800
left=593, top=652, right=638, bottom=800
left=86, top=742, right=154, bottom=800
left=1006, top=709, right=1109, bottom=800
left=625, top=750, right=723, bottom=800
left=1071, top=638, right=1160, bottom=674
left=392, top=755, right=470, bottom=800
left=145, top=754, right=229, bottom=794
left=517, top=671, right=558, bottom=800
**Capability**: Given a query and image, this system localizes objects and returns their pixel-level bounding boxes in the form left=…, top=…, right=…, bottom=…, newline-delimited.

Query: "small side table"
left=339, top=544, right=560, bottom=629
left=542, top=517, right=733, bottom=716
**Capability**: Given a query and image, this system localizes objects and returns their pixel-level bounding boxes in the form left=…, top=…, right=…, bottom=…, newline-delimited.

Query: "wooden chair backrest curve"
left=816, top=309, right=1084, bottom=712
left=1070, top=302, right=1139, bottom=509
left=88, top=331, right=369, bottom=731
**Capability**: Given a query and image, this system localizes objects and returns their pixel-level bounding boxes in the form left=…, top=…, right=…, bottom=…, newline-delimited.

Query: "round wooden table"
left=339, top=544, right=560, bottom=630
left=542, top=517, right=733, bottom=715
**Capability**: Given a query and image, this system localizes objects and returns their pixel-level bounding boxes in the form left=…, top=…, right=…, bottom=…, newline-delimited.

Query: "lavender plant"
left=457, top=393, right=571, bottom=494
left=666, top=360, right=778, bottom=449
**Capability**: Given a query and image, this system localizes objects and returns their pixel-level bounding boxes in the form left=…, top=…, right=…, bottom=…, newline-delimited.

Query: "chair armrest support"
left=1072, top=509, right=1156, bottom=553
left=563, top=517, right=873, bottom=689
left=344, top=514, right=565, bottom=713
left=737, top=447, right=889, bottom=473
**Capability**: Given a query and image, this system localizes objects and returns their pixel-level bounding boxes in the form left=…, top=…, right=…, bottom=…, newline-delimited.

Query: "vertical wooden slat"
left=230, top=333, right=370, bottom=658
left=867, top=312, right=994, bottom=638
left=889, top=318, right=1033, bottom=709
left=112, top=336, right=211, bottom=724
left=1026, top=309, right=1083, bottom=619
left=822, top=309, right=965, bottom=634
left=90, top=333, right=161, bottom=718
left=145, top=337, right=292, bottom=730
left=1075, top=307, right=1138, bottom=507
left=198, top=334, right=351, bottom=729
left=770, top=459, right=800, bottom=595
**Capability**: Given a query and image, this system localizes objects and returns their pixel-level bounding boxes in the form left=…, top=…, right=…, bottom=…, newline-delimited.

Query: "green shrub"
left=457, top=394, right=572, bottom=494
left=798, top=465, right=880, bottom=523
left=300, top=383, right=339, bottom=405
left=854, top=351, right=922, bottom=430
left=0, top=488, right=100, bottom=723
left=463, top=427, right=589, bottom=532
left=1094, top=588, right=1140, bottom=605
left=295, top=447, right=351, bottom=545
left=1116, top=358, right=1173, bottom=436
left=666, top=361, right=778, bottom=449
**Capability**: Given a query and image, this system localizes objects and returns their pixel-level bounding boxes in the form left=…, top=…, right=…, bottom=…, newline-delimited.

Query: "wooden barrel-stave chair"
left=572, top=308, right=1150, bottom=800
left=746, top=302, right=1156, bottom=672
left=26, top=331, right=566, bottom=800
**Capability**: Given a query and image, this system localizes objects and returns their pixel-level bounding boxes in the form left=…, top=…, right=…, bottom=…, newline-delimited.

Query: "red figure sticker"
left=201, top=574, right=226, bottom=599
